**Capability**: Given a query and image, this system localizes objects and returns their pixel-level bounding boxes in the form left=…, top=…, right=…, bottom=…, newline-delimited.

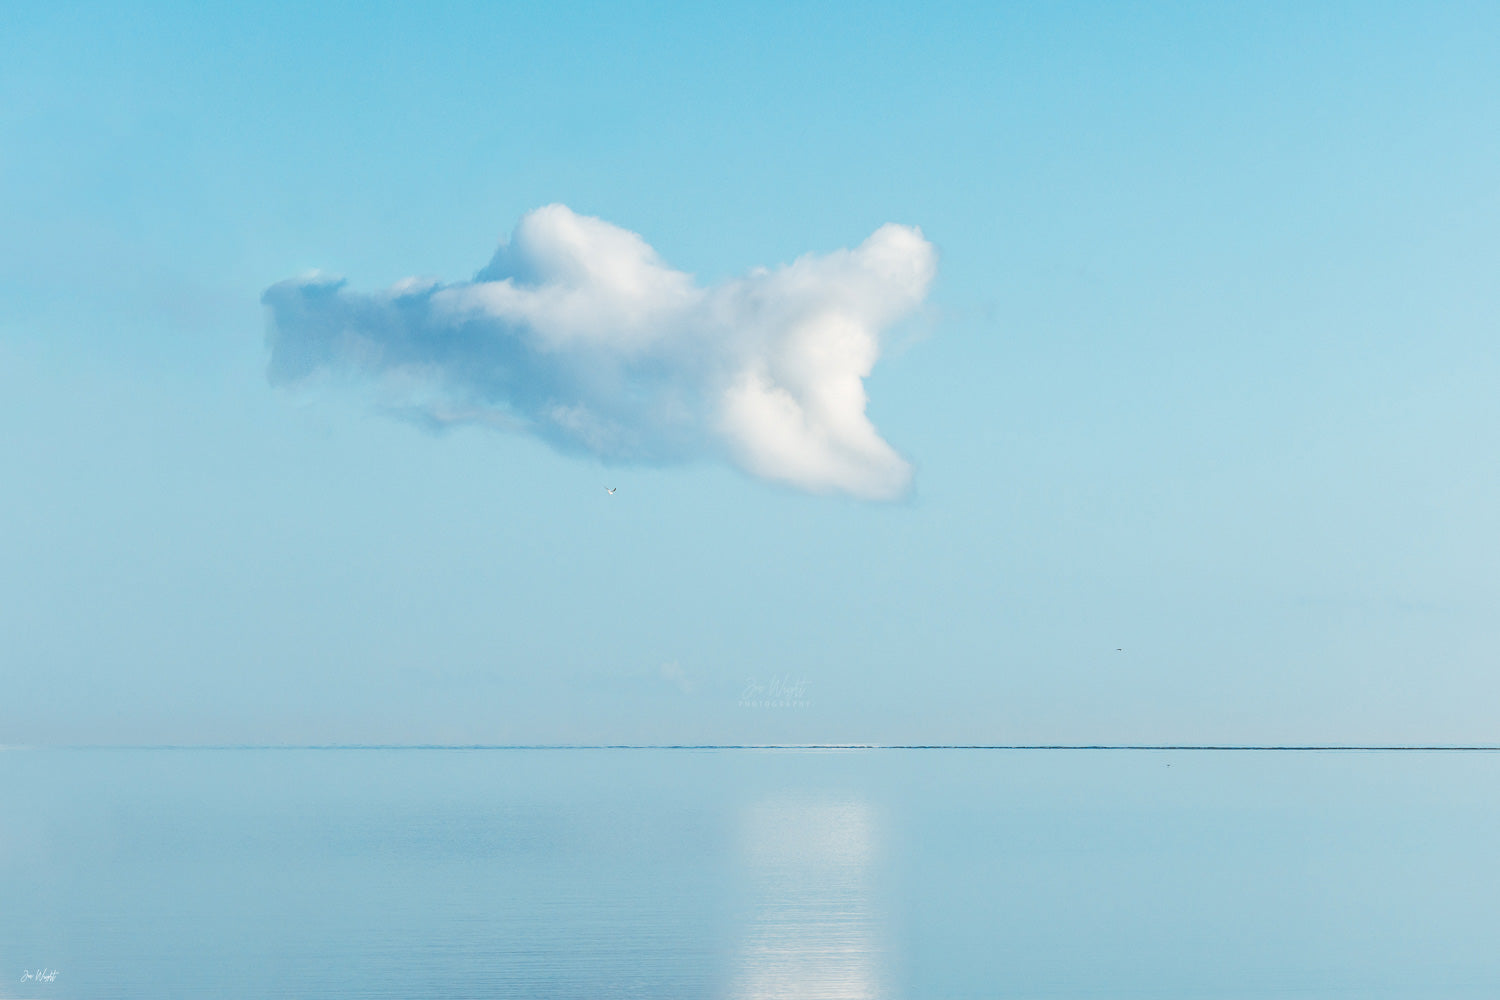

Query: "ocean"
left=3, top=747, right=1498, bottom=998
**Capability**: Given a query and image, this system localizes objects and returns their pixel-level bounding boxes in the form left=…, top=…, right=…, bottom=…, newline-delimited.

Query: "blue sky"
left=3, top=1, right=1499, bottom=745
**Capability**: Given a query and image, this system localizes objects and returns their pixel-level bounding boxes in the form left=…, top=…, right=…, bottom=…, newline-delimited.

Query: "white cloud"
left=263, top=205, right=934, bottom=500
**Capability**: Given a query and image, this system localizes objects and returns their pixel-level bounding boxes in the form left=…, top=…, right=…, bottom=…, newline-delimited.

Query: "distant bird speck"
left=604, top=487, right=617, bottom=495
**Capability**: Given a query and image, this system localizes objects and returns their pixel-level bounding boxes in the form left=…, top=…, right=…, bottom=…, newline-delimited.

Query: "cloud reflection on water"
left=732, top=799, right=886, bottom=1000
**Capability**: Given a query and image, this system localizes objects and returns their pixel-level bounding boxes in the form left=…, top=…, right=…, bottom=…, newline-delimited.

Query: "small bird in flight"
left=604, top=487, right=617, bottom=495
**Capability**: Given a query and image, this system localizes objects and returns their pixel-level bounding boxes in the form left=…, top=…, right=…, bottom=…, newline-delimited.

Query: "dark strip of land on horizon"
left=18, top=743, right=1500, bottom=752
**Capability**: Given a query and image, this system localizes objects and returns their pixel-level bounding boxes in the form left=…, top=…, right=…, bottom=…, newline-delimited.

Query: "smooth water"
left=3, top=748, right=1498, bottom=999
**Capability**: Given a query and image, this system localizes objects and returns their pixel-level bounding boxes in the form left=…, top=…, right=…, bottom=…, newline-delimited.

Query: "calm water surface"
left=2, top=748, right=1498, bottom=998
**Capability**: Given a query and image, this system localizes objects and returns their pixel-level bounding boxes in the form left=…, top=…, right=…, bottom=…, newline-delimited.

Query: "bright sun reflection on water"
left=732, top=799, right=885, bottom=1000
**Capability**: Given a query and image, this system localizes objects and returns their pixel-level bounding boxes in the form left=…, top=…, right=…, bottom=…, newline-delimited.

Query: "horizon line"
left=7, top=743, right=1500, bottom=752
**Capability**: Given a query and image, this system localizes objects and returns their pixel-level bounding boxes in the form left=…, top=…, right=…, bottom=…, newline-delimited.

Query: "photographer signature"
left=20, top=968, right=58, bottom=983
left=738, top=675, right=812, bottom=708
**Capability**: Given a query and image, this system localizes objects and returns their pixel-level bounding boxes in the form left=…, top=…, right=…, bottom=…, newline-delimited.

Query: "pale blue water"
left=3, top=749, right=1498, bottom=999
